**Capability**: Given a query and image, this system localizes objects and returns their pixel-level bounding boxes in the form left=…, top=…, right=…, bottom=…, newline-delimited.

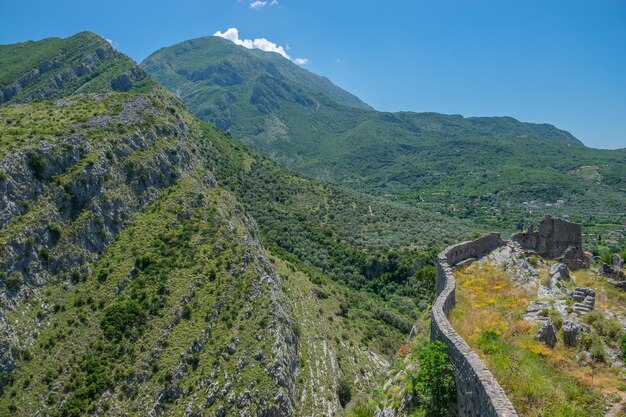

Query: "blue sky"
left=2, top=0, right=625, bottom=149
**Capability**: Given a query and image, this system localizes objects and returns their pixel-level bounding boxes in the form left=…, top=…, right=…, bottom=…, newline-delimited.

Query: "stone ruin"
left=598, top=253, right=626, bottom=289
left=511, top=214, right=588, bottom=270
left=430, top=217, right=622, bottom=416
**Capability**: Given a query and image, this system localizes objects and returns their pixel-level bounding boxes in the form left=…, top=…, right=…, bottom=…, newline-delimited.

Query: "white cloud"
left=213, top=28, right=308, bottom=65
left=249, top=1, right=266, bottom=9
left=249, top=0, right=278, bottom=9
left=105, top=38, right=113, bottom=45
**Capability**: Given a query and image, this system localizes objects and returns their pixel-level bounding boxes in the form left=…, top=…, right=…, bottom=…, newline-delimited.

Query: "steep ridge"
left=143, top=36, right=626, bottom=247
left=0, top=31, right=155, bottom=104
left=0, top=89, right=297, bottom=416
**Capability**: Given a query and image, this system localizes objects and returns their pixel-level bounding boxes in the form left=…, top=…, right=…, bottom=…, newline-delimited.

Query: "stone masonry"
left=511, top=215, right=586, bottom=269
left=431, top=233, right=518, bottom=417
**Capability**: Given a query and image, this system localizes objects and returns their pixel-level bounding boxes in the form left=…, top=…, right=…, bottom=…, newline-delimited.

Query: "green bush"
left=337, top=378, right=352, bottom=408
left=589, top=336, right=606, bottom=364
left=350, top=403, right=376, bottom=417
left=26, top=150, right=46, bottom=179
left=48, top=224, right=62, bottom=242
left=5, top=272, right=23, bottom=291
left=407, top=341, right=455, bottom=417
left=620, top=334, right=626, bottom=362
left=100, top=300, right=146, bottom=341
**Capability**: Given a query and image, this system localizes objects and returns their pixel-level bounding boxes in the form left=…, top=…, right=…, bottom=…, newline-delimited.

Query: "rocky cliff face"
left=0, top=91, right=298, bottom=416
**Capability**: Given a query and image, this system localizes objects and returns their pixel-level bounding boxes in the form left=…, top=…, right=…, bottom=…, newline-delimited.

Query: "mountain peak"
left=142, top=34, right=372, bottom=117
left=0, top=32, right=154, bottom=104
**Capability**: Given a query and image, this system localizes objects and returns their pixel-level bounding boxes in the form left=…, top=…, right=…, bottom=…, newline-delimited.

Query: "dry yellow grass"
left=452, top=262, right=531, bottom=343
left=449, top=261, right=625, bottom=417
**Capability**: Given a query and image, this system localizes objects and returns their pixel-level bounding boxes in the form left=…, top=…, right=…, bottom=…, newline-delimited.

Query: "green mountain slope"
left=143, top=37, right=625, bottom=251
left=142, top=36, right=371, bottom=131
left=0, top=31, right=155, bottom=104
left=0, top=33, right=473, bottom=416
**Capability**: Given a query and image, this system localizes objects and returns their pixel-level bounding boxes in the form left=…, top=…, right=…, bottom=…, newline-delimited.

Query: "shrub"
left=407, top=341, right=455, bottom=417
left=599, top=252, right=613, bottom=265
left=549, top=309, right=563, bottom=331
left=337, top=378, right=352, bottom=407
left=181, top=304, right=192, bottom=320
left=350, top=403, right=376, bottom=417
left=5, top=272, right=23, bottom=291
left=100, top=300, right=146, bottom=341
left=38, top=247, right=50, bottom=263
left=48, top=224, right=62, bottom=242
left=96, top=270, right=108, bottom=283
left=26, top=150, right=46, bottom=179
left=589, top=336, right=606, bottom=364
left=528, top=255, right=538, bottom=267
left=621, top=334, right=626, bottom=362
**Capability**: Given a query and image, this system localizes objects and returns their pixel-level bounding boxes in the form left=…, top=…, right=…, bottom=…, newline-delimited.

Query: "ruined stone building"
left=512, top=215, right=587, bottom=269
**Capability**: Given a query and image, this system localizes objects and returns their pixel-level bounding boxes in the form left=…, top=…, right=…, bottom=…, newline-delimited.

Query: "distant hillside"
left=143, top=36, right=625, bottom=250
left=0, top=32, right=155, bottom=103
left=142, top=36, right=371, bottom=131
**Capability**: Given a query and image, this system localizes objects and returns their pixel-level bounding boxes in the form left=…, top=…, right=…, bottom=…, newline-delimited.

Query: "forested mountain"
left=143, top=36, right=625, bottom=252
left=0, top=33, right=472, bottom=416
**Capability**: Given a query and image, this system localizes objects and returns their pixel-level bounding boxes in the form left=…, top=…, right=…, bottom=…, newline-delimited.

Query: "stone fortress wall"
left=430, top=233, right=518, bottom=417
left=431, top=216, right=586, bottom=416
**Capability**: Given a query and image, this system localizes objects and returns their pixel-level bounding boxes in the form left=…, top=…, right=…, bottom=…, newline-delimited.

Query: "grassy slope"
left=450, top=262, right=625, bottom=417
left=142, top=37, right=626, bottom=252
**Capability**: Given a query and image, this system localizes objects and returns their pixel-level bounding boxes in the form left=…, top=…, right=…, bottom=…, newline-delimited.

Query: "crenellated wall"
left=430, top=233, right=518, bottom=417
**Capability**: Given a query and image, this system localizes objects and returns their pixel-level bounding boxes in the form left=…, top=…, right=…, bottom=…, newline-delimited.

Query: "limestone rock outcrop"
left=598, top=254, right=626, bottom=290
left=549, top=263, right=570, bottom=281
left=536, top=320, right=557, bottom=348
left=569, top=288, right=595, bottom=315
left=523, top=301, right=551, bottom=323
left=484, top=243, right=539, bottom=289
left=562, top=318, right=584, bottom=347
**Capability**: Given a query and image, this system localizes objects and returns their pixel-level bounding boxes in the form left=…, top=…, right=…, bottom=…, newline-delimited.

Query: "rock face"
left=569, top=288, right=596, bottom=315
left=523, top=301, right=551, bottom=323
left=598, top=254, right=626, bottom=290
left=562, top=318, right=584, bottom=347
left=560, top=246, right=587, bottom=270
left=537, top=263, right=571, bottom=302
left=0, top=32, right=153, bottom=104
left=549, top=263, right=570, bottom=281
left=484, top=243, right=538, bottom=289
left=536, top=320, right=557, bottom=348
left=0, top=92, right=300, bottom=416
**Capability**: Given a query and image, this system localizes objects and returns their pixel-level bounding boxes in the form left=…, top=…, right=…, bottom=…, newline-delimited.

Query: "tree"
left=407, top=341, right=455, bottom=417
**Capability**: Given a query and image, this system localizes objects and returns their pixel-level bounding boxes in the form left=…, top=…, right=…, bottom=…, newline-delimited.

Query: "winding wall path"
left=430, top=233, right=518, bottom=417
